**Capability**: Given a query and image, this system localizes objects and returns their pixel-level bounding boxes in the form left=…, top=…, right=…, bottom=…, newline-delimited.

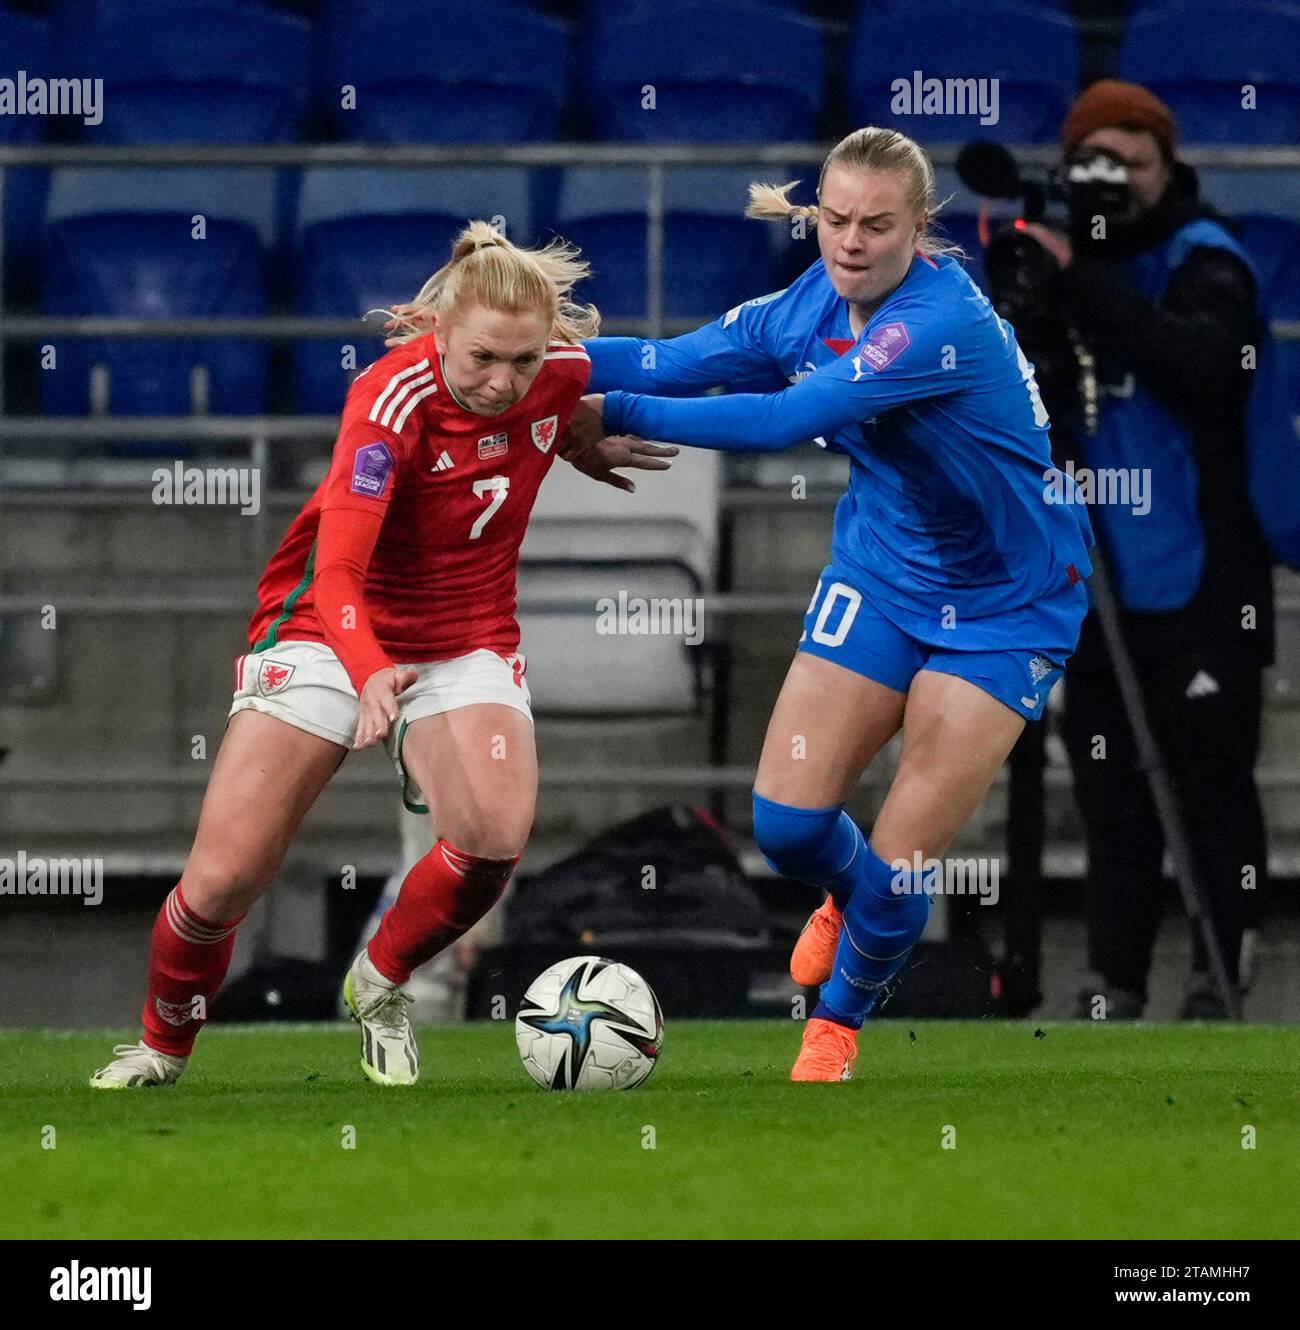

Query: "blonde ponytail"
left=385, top=219, right=601, bottom=346
left=745, top=180, right=819, bottom=224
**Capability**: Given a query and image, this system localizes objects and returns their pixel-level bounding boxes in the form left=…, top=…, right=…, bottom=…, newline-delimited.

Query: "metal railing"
left=3, top=140, right=1299, bottom=378
left=0, top=140, right=847, bottom=412
left=3, top=142, right=1300, bottom=810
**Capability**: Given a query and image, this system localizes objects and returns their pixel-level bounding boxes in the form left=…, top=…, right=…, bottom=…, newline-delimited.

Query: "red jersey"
left=247, top=332, right=592, bottom=691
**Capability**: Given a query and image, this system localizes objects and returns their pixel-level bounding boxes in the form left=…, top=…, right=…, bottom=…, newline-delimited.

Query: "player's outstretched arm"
left=313, top=398, right=424, bottom=746
left=595, top=316, right=964, bottom=451
left=586, top=377, right=842, bottom=453
left=583, top=298, right=789, bottom=398
left=388, top=296, right=787, bottom=401
left=312, top=505, right=414, bottom=750
left=585, top=328, right=756, bottom=396
left=384, top=300, right=761, bottom=399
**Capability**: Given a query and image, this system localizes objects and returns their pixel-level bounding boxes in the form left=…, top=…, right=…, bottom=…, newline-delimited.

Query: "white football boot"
left=89, top=1041, right=187, bottom=1089
left=343, top=949, right=420, bottom=1087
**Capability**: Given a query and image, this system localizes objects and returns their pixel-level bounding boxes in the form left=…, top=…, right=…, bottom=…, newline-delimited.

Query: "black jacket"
left=1048, top=163, right=1276, bottom=668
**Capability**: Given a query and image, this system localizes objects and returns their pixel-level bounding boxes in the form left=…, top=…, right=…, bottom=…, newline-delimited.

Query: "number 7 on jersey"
left=470, top=476, right=509, bottom=539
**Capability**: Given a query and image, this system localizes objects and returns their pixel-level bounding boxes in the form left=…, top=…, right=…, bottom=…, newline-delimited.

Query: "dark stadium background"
left=1, top=0, right=1298, bottom=1028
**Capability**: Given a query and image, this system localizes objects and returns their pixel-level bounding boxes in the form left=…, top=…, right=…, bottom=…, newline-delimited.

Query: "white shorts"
left=228, top=640, right=533, bottom=813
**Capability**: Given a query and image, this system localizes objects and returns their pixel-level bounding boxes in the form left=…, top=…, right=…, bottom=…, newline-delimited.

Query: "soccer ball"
left=516, top=956, right=663, bottom=1091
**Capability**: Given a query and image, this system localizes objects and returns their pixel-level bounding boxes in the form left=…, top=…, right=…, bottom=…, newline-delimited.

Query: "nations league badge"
left=854, top=321, right=911, bottom=376
left=350, top=440, right=395, bottom=497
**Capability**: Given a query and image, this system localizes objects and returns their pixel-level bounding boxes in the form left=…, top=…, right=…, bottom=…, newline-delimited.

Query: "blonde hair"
left=746, top=126, right=963, bottom=259
left=385, top=219, right=600, bottom=345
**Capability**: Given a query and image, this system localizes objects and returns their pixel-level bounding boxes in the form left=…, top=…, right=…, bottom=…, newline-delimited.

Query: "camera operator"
left=1006, top=80, right=1273, bottom=1018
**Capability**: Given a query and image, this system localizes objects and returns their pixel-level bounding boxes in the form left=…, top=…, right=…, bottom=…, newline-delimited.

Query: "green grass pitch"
left=3, top=1021, right=1297, bottom=1239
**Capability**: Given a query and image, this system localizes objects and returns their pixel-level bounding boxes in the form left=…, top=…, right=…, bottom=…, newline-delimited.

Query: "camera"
left=1061, top=147, right=1137, bottom=232
left=954, top=140, right=1113, bottom=433
left=954, top=141, right=1065, bottom=345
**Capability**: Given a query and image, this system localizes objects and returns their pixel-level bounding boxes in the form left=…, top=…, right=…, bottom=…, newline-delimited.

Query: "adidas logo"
left=431, top=451, right=455, bottom=473
left=1185, top=669, right=1221, bottom=699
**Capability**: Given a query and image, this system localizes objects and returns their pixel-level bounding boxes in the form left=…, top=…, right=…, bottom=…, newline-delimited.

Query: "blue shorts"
left=797, top=567, right=1067, bottom=722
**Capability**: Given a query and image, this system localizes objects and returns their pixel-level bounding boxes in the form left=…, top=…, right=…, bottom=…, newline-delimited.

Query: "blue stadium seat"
left=319, top=0, right=569, bottom=142
left=583, top=1, right=825, bottom=141
left=582, top=0, right=802, bottom=13
left=1128, top=0, right=1300, bottom=15
left=292, top=168, right=535, bottom=412
left=1263, top=229, right=1300, bottom=345
left=1250, top=225, right=1300, bottom=561
left=566, top=5, right=824, bottom=322
left=1231, top=215, right=1300, bottom=303
left=40, top=170, right=275, bottom=438
left=0, top=9, right=52, bottom=278
left=59, top=0, right=311, bottom=143
left=554, top=168, right=785, bottom=321
left=1120, top=4, right=1300, bottom=144
left=848, top=4, right=1079, bottom=145
left=867, top=0, right=1072, bottom=8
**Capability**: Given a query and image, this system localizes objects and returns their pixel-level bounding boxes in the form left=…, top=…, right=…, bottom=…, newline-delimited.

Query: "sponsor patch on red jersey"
left=350, top=440, right=395, bottom=497
left=478, top=431, right=508, bottom=460
left=531, top=415, right=559, bottom=453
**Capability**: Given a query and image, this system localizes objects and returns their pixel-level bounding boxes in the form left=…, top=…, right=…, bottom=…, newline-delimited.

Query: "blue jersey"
left=589, top=253, right=1094, bottom=655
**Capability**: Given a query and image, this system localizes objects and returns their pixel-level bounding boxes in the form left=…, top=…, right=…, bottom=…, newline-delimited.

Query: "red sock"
left=140, top=884, right=243, bottom=1057
left=367, top=841, right=518, bottom=985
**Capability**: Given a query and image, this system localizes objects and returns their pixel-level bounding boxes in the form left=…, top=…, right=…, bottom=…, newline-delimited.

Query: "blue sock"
left=751, top=792, right=866, bottom=910
left=817, top=846, right=933, bottom=1029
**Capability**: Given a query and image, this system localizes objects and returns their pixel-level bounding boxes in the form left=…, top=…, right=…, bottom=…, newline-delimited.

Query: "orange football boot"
left=790, top=1017, right=859, bottom=1082
left=790, top=896, right=844, bottom=986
